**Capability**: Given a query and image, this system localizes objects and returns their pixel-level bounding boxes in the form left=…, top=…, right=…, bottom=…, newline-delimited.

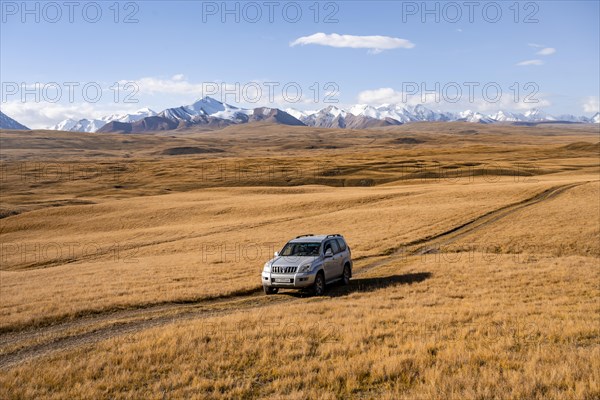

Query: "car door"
left=322, top=240, right=337, bottom=281
left=328, top=239, right=343, bottom=278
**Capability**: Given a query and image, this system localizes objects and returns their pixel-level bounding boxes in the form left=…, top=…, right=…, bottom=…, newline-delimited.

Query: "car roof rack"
left=295, top=234, right=315, bottom=238
left=326, top=234, right=342, bottom=238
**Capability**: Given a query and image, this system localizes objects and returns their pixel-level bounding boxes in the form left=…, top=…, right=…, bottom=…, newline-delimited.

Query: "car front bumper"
left=262, top=270, right=317, bottom=288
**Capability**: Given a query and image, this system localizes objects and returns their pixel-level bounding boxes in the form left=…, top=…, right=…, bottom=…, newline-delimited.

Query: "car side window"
left=323, top=242, right=332, bottom=254
left=329, top=240, right=341, bottom=254
left=336, top=238, right=347, bottom=252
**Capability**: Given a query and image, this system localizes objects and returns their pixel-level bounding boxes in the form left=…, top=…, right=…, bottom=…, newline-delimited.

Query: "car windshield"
left=280, top=242, right=321, bottom=257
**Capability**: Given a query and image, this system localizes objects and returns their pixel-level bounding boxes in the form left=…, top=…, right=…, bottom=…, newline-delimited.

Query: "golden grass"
left=0, top=123, right=598, bottom=398
left=1, top=253, right=598, bottom=399
left=451, top=182, right=600, bottom=257
left=1, top=178, right=588, bottom=331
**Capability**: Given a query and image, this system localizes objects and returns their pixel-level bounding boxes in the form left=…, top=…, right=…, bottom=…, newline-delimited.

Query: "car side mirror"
left=274, top=251, right=279, bottom=257
left=324, top=249, right=333, bottom=258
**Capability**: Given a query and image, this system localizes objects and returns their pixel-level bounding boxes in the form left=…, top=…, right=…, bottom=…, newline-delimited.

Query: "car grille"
left=272, top=266, right=297, bottom=274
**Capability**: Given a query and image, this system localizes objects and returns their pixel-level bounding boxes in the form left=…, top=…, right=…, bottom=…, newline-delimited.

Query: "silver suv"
left=261, top=234, right=352, bottom=296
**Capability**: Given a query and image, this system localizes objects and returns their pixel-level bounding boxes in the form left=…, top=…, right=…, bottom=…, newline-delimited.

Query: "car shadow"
left=281, top=272, right=432, bottom=298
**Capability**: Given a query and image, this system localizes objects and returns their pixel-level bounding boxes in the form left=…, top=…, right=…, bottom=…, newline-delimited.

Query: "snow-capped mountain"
left=50, top=118, right=99, bottom=133
left=45, top=96, right=600, bottom=134
left=58, top=118, right=108, bottom=133
left=50, top=108, right=157, bottom=132
left=0, top=111, right=29, bottom=130
left=489, top=110, right=526, bottom=122
left=301, top=106, right=347, bottom=128
left=285, top=108, right=316, bottom=121
left=298, top=103, right=473, bottom=126
left=104, top=108, right=157, bottom=123
left=458, top=110, right=495, bottom=124
left=490, top=109, right=596, bottom=123
left=247, top=107, right=305, bottom=126
left=51, top=118, right=79, bottom=132
left=294, top=105, right=401, bottom=129
left=346, top=103, right=452, bottom=123
left=592, top=112, right=600, bottom=124
left=348, top=104, right=383, bottom=119
left=159, top=97, right=251, bottom=124
left=97, top=99, right=305, bottom=133
left=553, top=114, right=591, bottom=123
left=524, top=108, right=556, bottom=122
left=349, top=104, right=412, bottom=122
left=298, top=104, right=597, bottom=126
left=408, top=104, right=454, bottom=122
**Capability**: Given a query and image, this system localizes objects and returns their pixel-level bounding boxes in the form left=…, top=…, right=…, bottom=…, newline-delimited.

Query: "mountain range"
left=2, top=98, right=599, bottom=133
left=50, top=108, right=158, bottom=133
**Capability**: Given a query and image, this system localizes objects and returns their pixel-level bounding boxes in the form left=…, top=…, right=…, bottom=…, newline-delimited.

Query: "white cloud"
left=0, top=75, right=207, bottom=129
left=582, top=96, right=599, bottom=113
left=357, top=88, right=407, bottom=105
left=2, top=75, right=345, bottom=128
left=536, top=47, right=556, bottom=56
left=123, top=76, right=206, bottom=96
left=516, top=59, right=544, bottom=66
left=126, top=76, right=343, bottom=109
left=472, top=96, right=551, bottom=112
left=1, top=101, right=144, bottom=129
left=290, top=33, right=415, bottom=53
left=525, top=44, right=555, bottom=60
left=125, top=76, right=274, bottom=103
left=356, top=87, right=551, bottom=112
left=526, top=44, right=555, bottom=58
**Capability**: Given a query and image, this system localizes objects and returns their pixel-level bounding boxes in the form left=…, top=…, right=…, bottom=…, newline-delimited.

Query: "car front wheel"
left=264, top=286, right=278, bottom=295
left=312, top=272, right=326, bottom=296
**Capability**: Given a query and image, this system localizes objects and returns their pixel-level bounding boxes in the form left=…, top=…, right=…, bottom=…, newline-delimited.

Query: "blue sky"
left=1, top=0, right=599, bottom=128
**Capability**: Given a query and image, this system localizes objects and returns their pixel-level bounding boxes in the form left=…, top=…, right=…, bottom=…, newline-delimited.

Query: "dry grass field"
left=0, top=122, right=599, bottom=399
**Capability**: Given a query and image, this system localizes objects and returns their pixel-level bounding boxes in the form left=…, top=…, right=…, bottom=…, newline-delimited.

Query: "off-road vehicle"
left=261, top=234, right=352, bottom=296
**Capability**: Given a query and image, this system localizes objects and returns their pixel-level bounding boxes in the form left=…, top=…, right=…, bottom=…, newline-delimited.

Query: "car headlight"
left=263, top=262, right=271, bottom=272
left=299, top=263, right=312, bottom=273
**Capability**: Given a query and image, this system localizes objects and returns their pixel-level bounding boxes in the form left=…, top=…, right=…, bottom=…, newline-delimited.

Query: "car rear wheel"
left=312, top=272, right=325, bottom=296
left=342, top=264, right=351, bottom=285
left=264, top=286, right=278, bottom=295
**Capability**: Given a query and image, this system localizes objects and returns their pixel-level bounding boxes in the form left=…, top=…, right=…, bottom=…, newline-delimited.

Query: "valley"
left=0, top=123, right=598, bottom=398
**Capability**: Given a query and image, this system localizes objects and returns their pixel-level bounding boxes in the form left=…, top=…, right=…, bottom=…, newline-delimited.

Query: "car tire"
left=311, top=272, right=326, bottom=296
left=264, top=286, right=278, bottom=295
left=342, top=264, right=351, bottom=285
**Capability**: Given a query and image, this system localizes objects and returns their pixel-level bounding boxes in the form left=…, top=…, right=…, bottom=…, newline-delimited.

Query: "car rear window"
left=328, top=240, right=341, bottom=254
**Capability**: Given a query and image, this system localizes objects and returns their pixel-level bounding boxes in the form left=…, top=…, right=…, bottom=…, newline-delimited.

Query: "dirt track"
left=0, top=182, right=588, bottom=370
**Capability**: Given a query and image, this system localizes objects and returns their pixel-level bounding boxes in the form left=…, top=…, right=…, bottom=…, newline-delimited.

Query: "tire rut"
left=357, top=182, right=587, bottom=274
